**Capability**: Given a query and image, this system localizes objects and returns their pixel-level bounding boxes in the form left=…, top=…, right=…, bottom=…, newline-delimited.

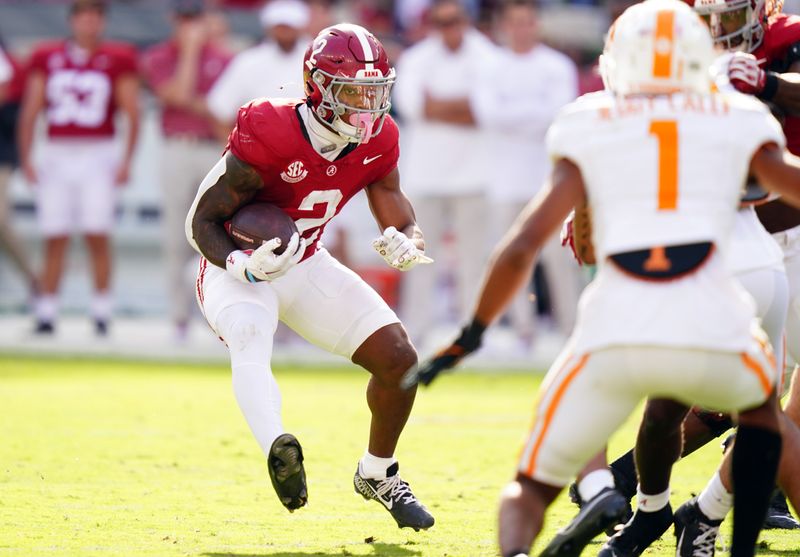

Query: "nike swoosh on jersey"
left=363, top=155, right=383, bottom=165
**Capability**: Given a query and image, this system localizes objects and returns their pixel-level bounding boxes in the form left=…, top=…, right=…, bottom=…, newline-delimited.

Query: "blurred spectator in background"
left=393, top=0, right=495, bottom=348
left=306, top=0, right=336, bottom=36
left=140, top=0, right=231, bottom=341
left=0, top=38, right=37, bottom=295
left=471, top=0, right=578, bottom=346
left=395, top=0, right=480, bottom=38
left=17, top=0, right=140, bottom=336
left=207, top=0, right=309, bottom=143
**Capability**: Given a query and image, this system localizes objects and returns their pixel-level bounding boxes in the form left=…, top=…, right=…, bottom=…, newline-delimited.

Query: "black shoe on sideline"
left=95, top=319, right=109, bottom=337
left=34, top=320, right=55, bottom=335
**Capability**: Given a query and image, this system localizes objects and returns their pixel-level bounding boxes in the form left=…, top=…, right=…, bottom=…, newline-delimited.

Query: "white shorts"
left=518, top=341, right=776, bottom=487
left=196, top=249, right=400, bottom=359
left=36, top=139, right=119, bottom=237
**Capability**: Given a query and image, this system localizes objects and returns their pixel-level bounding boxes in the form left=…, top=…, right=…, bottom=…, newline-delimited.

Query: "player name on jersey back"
left=547, top=90, right=785, bottom=261
left=595, top=92, right=731, bottom=121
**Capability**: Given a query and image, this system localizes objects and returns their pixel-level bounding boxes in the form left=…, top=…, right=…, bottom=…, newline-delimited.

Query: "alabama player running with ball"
left=186, top=24, right=435, bottom=531
left=405, top=0, right=800, bottom=555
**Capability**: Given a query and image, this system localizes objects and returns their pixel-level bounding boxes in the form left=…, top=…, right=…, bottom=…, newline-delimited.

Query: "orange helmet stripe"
left=653, top=9, right=675, bottom=79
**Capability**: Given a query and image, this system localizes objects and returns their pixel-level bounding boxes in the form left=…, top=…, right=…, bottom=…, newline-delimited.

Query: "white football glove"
left=372, top=226, right=433, bottom=272
left=226, top=232, right=306, bottom=283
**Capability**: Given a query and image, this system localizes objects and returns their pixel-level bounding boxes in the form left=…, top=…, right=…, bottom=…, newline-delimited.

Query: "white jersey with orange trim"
left=547, top=90, right=785, bottom=353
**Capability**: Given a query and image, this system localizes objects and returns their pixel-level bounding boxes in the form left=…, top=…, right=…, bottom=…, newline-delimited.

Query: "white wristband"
left=225, top=250, right=259, bottom=283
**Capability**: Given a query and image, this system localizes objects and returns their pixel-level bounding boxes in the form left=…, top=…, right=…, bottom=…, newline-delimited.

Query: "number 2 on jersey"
left=649, top=120, right=678, bottom=210
left=294, top=189, right=344, bottom=245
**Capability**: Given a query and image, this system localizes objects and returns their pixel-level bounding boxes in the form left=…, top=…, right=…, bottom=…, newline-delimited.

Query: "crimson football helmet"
left=691, top=0, right=781, bottom=52
left=303, top=23, right=395, bottom=144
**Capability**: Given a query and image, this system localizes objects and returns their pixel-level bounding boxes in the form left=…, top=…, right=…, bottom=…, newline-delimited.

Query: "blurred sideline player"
left=402, top=0, right=800, bottom=555
left=186, top=24, right=435, bottom=530
left=0, top=38, right=37, bottom=293
left=17, top=0, right=140, bottom=335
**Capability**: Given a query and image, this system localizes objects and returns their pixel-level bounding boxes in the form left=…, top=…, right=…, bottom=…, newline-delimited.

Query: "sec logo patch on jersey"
left=281, top=160, right=308, bottom=184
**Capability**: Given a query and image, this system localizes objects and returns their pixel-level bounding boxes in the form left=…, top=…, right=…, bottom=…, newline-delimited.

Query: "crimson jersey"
left=28, top=40, right=137, bottom=138
left=227, top=98, right=399, bottom=260
left=754, top=13, right=800, bottom=154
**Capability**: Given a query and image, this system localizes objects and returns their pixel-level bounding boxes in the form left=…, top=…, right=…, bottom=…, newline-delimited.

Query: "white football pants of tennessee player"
left=195, top=248, right=400, bottom=456
left=516, top=341, right=776, bottom=487
left=729, top=207, right=789, bottom=392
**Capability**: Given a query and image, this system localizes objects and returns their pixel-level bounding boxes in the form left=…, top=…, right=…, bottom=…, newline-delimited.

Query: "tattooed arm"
left=185, top=151, right=264, bottom=269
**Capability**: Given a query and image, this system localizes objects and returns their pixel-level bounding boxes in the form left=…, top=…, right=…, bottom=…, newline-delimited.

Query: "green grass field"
left=0, top=356, right=797, bottom=556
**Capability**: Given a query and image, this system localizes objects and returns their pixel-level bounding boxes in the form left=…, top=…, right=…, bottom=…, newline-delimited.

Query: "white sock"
left=697, top=472, right=732, bottom=520
left=91, top=290, right=112, bottom=320
left=359, top=450, right=397, bottom=479
left=578, top=469, right=615, bottom=502
left=637, top=486, right=670, bottom=512
left=218, top=304, right=283, bottom=458
left=232, top=362, right=284, bottom=456
left=36, top=294, right=58, bottom=321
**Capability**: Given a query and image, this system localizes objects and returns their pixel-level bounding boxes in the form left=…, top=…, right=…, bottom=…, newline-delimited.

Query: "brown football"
left=229, top=203, right=298, bottom=255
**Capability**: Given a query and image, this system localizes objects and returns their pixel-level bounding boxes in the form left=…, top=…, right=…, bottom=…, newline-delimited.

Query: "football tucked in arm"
left=229, top=203, right=299, bottom=254
left=572, top=202, right=595, bottom=265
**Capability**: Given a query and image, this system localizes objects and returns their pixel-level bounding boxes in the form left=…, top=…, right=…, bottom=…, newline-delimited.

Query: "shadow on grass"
left=203, top=542, right=423, bottom=557
left=751, top=548, right=800, bottom=556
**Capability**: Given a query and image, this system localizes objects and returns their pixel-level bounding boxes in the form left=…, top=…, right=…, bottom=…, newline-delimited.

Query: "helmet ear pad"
left=305, top=70, right=330, bottom=121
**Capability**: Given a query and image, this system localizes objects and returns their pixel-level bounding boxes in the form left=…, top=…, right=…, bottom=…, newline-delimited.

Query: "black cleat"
left=568, top=480, right=632, bottom=536
left=268, top=433, right=307, bottom=512
left=598, top=505, right=673, bottom=557
left=353, top=461, right=434, bottom=531
left=540, top=487, right=629, bottom=557
left=674, top=497, right=722, bottom=557
left=34, top=320, right=55, bottom=335
left=763, top=490, right=800, bottom=530
left=95, top=319, right=109, bottom=337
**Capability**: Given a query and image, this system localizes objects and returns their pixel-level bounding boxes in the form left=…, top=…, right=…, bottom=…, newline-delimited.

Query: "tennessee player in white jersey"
left=402, top=1, right=800, bottom=556
left=524, top=52, right=797, bottom=557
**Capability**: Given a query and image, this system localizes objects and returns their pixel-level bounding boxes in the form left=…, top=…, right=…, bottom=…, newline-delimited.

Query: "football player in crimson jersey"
left=17, top=0, right=140, bottom=336
left=185, top=23, right=435, bottom=530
